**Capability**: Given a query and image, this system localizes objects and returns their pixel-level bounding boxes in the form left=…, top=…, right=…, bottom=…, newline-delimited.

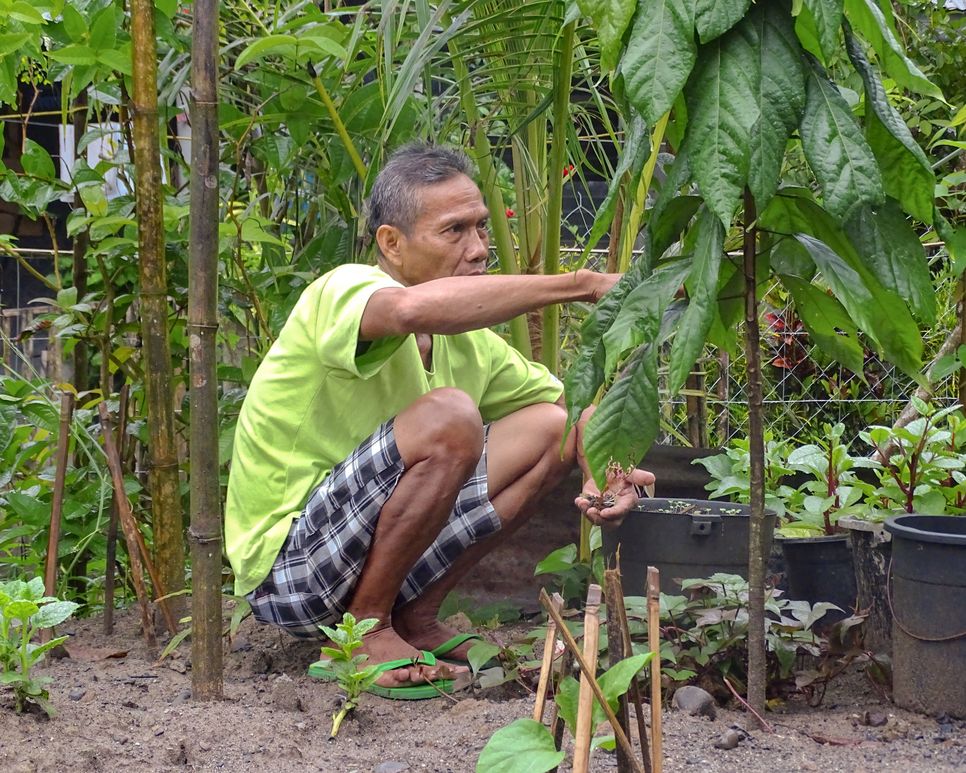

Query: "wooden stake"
left=534, top=592, right=564, bottom=723
left=103, top=385, right=128, bottom=636
left=99, top=403, right=168, bottom=646
left=574, top=584, right=602, bottom=773
left=604, top=571, right=632, bottom=773
left=44, top=392, right=75, bottom=597
left=647, top=567, right=663, bottom=773
left=539, top=589, right=644, bottom=773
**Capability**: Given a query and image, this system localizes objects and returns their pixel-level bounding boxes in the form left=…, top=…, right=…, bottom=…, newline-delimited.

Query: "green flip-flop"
left=308, top=649, right=454, bottom=700
left=429, top=632, right=485, bottom=659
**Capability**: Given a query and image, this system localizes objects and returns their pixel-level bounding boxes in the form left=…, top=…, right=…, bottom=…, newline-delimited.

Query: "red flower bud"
left=505, top=208, right=515, bottom=217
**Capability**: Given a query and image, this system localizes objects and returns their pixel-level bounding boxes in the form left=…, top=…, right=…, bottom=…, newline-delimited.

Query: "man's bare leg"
left=342, top=388, right=483, bottom=688
left=393, top=401, right=576, bottom=659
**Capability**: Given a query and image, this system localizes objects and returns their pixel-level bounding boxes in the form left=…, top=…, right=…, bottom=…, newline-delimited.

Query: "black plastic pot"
left=885, top=515, right=966, bottom=718
left=780, top=534, right=856, bottom=629
left=601, top=498, right=775, bottom=595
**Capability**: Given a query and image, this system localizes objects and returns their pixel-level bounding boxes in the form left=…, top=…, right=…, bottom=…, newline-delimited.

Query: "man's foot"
left=393, top=610, right=482, bottom=662
left=352, top=624, right=466, bottom=688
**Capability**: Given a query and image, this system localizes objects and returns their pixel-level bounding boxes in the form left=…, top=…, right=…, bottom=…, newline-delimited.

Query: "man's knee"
left=396, top=388, right=484, bottom=467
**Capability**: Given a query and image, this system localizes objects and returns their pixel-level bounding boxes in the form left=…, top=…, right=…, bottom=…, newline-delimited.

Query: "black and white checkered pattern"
left=246, top=420, right=500, bottom=639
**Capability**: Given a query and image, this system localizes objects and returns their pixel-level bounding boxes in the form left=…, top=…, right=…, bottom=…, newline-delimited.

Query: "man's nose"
left=466, top=230, right=489, bottom=261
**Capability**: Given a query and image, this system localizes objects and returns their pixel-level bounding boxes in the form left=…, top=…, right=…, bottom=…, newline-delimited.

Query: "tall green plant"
left=568, top=0, right=941, bottom=713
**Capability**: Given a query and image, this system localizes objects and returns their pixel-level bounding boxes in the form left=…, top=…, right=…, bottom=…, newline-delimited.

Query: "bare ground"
left=1, top=605, right=964, bottom=773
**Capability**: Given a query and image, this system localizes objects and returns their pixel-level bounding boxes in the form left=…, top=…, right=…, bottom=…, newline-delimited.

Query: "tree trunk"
left=742, top=189, right=767, bottom=714
left=188, top=0, right=223, bottom=700
left=130, top=0, right=185, bottom=616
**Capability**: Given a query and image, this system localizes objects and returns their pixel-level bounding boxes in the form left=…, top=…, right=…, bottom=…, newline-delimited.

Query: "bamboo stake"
left=647, top=567, right=663, bottom=773
left=549, top=643, right=573, bottom=768
left=44, top=392, right=75, bottom=598
left=103, top=385, right=128, bottom=636
left=573, top=584, right=601, bottom=773
left=533, top=592, right=564, bottom=723
left=608, top=568, right=654, bottom=773
left=539, top=589, right=644, bottom=773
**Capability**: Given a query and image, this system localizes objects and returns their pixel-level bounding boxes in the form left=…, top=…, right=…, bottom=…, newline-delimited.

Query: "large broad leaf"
left=603, top=261, right=692, bottom=375
left=555, top=654, right=652, bottom=735
left=779, top=273, right=865, bottom=376
left=476, top=718, right=564, bottom=773
left=581, top=109, right=650, bottom=256
left=844, top=30, right=934, bottom=224
left=843, top=0, right=943, bottom=100
left=802, top=0, right=843, bottom=61
left=667, top=209, right=724, bottom=394
left=747, top=1, right=806, bottom=212
left=584, top=346, right=660, bottom=487
left=684, top=23, right=759, bottom=225
left=621, top=0, right=696, bottom=126
left=800, top=63, right=883, bottom=222
left=844, top=201, right=934, bottom=325
left=694, top=0, right=752, bottom=43
left=577, top=0, right=637, bottom=73
left=647, top=195, right=703, bottom=263
left=794, top=234, right=921, bottom=379
left=648, top=144, right=693, bottom=240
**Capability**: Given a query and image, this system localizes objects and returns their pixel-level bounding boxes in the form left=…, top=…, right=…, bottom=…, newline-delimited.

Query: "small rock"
left=167, top=660, right=187, bottom=674
left=672, top=685, right=717, bottom=719
left=121, top=700, right=141, bottom=709
left=68, top=688, right=87, bottom=701
left=714, top=728, right=743, bottom=750
left=271, top=674, right=302, bottom=711
left=252, top=651, right=273, bottom=674
left=295, top=722, right=306, bottom=731
left=862, top=711, right=888, bottom=727
left=172, top=689, right=192, bottom=706
left=374, top=763, right=410, bottom=773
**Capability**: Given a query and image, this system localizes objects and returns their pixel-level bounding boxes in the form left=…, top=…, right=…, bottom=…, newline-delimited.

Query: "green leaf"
left=476, top=718, right=565, bottom=773
left=89, top=5, right=118, bottom=51
left=21, top=139, right=56, bottom=179
left=585, top=346, right=660, bottom=486
left=647, top=195, right=703, bottom=262
left=0, top=33, right=31, bottom=58
left=467, top=642, right=502, bottom=675
left=621, top=0, right=696, bottom=126
left=667, top=209, right=724, bottom=394
left=10, top=1, right=45, bottom=24
left=96, top=47, right=133, bottom=76
left=48, top=44, right=98, bottom=66
left=780, top=273, right=865, bottom=375
left=684, top=23, right=758, bottom=225
left=794, top=234, right=922, bottom=378
left=747, top=1, right=806, bottom=212
left=32, top=601, right=79, bottom=629
left=234, top=35, right=299, bottom=69
left=534, top=543, right=578, bottom=575
left=802, top=0, right=843, bottom=61
left=936, top=214, right=966, bottom=276
left=577, top=0, right=636, bottom=73
left=554, top=675, right=580, bottom=734
left=79, top=185, right=108, bottom=217
left=694, top=0, right=751, bottom=43
left=4, top=599, right=40, bottom=620
left=844, top=201, right=934, bottom=325
left=843, top=0, right=943, bottom=100
left=301, top=34, right=349, bottom=61
left=799, top=63, right=883, bottom=221
left=603, top=262, right=691, bottom=375
left=844, top=30, right=934, bottom=224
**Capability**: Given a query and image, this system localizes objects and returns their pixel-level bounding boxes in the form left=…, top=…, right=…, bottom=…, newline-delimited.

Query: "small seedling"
left=318, top=613, right=380, bottom=738
left=0, top=577, right=79, bottom=717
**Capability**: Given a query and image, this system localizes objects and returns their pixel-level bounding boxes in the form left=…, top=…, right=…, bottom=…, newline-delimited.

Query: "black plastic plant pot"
left=885, top=514, right=966, bottom=718
left=779, top=534, right=856, bottom=630
left=601, top=498, right=776, bottom=595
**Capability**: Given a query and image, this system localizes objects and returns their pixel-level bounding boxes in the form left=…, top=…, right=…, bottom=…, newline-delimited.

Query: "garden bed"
left=1, top=606, right=963, bottom=773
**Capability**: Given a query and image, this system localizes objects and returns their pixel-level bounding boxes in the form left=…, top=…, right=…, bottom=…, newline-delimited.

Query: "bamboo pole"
left=533, top=592, right=564, bottom=723
left=103, top=385, right=128, bottom=636
left=647, top=567, right=662, bottom=773
left=188, top=0, right=224, bottom=701
left=43, top=393, right=75, bottom=605
left=130, top=0, right=186, bottom=618
left=604, top=570, right=633, bottom=773
left=611, top=570, right=652, bottom=773
left=539, top=589, right=644, bottom=773
left=99, top=403, right=157, bottom=650
left=573, top=584, right=601, bottom=773
left=71, top=89, right=90, bottom=393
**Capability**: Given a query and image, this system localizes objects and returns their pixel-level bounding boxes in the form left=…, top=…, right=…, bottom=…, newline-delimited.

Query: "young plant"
left=318, top=613, right=380, bottom=738
left=0, top=577, right=79, bottom=716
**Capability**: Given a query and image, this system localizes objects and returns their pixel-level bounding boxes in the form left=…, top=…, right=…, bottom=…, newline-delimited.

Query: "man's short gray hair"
left=365, top=144, right=474, bottom=245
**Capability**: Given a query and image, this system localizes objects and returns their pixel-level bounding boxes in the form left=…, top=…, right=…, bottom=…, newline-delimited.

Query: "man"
left=225, top=144, right=653, bottom=693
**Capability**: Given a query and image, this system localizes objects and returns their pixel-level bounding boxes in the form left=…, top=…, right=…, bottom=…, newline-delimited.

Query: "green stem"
left=618, top=112, right=668, bottom=272
left=540, top=20, right=576, bottom=375
left=330, top=706, right=348, bottom=738
left=312, top=76, right=367, bottom=182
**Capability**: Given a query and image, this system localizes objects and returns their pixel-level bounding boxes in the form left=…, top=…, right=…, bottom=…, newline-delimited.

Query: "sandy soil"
left=1, top=603, right=963, bottom=773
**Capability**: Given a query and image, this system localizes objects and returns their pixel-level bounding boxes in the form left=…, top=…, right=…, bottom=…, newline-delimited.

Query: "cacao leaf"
left=694, top=0, right=751, bottom=43
left=577, top=0, right=637, bottom=73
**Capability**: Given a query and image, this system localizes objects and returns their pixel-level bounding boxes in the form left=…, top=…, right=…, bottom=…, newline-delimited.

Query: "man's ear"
left=375, top=224, right=405, bottom=268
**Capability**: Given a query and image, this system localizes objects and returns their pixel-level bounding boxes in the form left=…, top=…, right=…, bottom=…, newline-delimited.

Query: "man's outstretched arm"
left=360, top=270, right=619, bottom=340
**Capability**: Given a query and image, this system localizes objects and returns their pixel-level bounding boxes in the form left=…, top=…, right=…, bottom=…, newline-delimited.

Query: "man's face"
left=387, top=173, right=491, bottom=285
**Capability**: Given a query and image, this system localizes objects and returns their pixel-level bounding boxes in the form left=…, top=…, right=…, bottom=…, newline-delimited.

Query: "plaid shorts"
left=246, top=419, right=501, bottom=638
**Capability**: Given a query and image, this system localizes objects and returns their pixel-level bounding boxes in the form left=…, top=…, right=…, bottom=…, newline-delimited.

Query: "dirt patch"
left=1, top=604, right=963, bottom=773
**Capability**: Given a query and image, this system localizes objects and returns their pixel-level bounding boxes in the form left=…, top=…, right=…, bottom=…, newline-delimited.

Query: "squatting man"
left=225, top=143, right=655, bottom=694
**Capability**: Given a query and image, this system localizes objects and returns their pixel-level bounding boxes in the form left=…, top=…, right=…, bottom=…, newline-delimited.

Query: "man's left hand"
left=575, top=466, right=656, bottom=527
